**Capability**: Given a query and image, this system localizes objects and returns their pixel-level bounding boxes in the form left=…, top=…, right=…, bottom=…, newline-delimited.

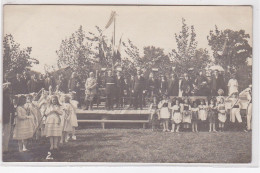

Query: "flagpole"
left=112, top=14, right=116, bottom=72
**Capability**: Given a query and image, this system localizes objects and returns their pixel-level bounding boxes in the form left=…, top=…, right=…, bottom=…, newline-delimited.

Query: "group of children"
left=12, top=89, right=79, bottom=159
left=152, top=90, right=250, bottom=133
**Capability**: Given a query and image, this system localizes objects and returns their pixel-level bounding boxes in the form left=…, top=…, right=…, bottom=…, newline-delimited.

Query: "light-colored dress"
left=44, top=104, right=63, bottom=137
left=85, top=77, right=97, bottom=101
left=171, top=105, right=182, bottom=124
left=217, top=103, right=226, bottom=123
left=62, top=103, right=74, bottom=132
left=228, top=79, right=238, bottom=96
left=158, top=100, right=170, bottom=119
left=13, top=106, right=34, bottom=140
left=198, top=105, right=207, bottom=121
left=70, top=100, right=79, bottom=127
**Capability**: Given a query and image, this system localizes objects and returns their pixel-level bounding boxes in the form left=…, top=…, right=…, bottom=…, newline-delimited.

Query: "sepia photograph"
left=1, top=4, right=254, bottom=164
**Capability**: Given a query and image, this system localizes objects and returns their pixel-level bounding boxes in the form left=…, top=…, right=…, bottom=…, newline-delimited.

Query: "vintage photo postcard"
left=1, top=4, right=255, bottom=164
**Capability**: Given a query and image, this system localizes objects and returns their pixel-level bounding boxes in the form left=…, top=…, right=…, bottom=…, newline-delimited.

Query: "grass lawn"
left=3, top=128, right=251, bottom=163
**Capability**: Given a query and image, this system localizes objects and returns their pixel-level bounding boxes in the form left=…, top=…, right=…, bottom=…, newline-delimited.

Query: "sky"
left=4, top=5, right=252, bottom=73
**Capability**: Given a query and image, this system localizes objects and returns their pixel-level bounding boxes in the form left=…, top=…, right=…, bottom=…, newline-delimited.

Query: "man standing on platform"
left=68, top=72, right=78, bottom=93
left=115, top=70, right=125, bottom=108
left=133, top=70, right=145, bottom=110
left=180, top=73, right=192, bottom=96
left=105, top=70, right=116, bottom=110
left=168, top=73, right=179, bottom=97
left=211, top=70, right=225, bottom=96
left=147, top=72, right=159, bottom=104
left=44, top=73, right=55, bottom=92
left=27, top=74, right=38, bottom=93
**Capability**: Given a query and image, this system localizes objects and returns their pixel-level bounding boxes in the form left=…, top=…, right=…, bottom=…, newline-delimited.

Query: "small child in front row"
left=158, top=95, right=170, bottom=132
left=69, top=93, right=78, bottom=140
left=191, top=101, right=199, bottom=132
left=170, top=99, right=182, bottom=132
left=208, top=99, right=217, bottom=132
left=198, top=99, right=208, bottom=131
left=62, top=95, right=74, bottom=143
left=181, top=98, right=191, bottom=129
left=217, top=97, right=226, bottom=132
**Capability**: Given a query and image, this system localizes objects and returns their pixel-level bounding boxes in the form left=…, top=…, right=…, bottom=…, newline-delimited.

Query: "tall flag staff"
left=104, top=11, right=117, bottom=72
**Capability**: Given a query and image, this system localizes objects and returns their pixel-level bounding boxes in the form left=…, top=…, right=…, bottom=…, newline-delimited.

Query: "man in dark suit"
left=115, top=71, right=125, bottom=108
left=146, top=72, right=159, bottom=104
left=180, top=73, right=192, bottom=96
left=168, top=73, right=179, bottom=96
left=211, top=70, right=225, bottom=96
left=27, top=74, right=38, bottom=93
left=13, top=74, right=27, bottom=94
left=129, top=75, right=135, bottom=107
left=105, top=70, right=116, bottom=110
left=44, top=73, right=55, bottom=92
left=133, top=70, right=145, bottom=109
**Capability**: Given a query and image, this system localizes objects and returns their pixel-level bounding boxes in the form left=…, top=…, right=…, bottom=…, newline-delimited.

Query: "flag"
left=114, top=35, right=123, bottom=61
left=105, top=11, right=116, bottom=29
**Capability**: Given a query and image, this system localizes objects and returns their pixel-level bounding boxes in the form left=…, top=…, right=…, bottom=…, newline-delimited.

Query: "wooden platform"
left=76, top=108, right=151, bottom=129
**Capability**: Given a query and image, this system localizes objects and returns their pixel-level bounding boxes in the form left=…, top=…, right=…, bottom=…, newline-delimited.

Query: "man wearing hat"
left=133, top=70, right=145, bottom=109
left=105, top=70, right=116, bottom=110
left=2, top=82, right=15, bottom=153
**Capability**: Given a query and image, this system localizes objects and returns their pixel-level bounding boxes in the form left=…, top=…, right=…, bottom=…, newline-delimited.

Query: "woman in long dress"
left=13, top=95, right=34, bottom=152
left=44, top=95, right=63, bottom=151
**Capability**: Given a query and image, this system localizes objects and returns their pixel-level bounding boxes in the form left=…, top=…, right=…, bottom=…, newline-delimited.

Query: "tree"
left=141, top=46, right=172, bottom=77
left=169, top=18, right=210, bottom=76
left=56, top=26, right=93, bottom=78
left=3, top=34, right=39, bottom=77
left=207, top=26, right=252, bottom=71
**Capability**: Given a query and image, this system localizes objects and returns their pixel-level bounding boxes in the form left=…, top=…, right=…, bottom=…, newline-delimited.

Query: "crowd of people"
left=2, top=67, right=252, bottom=160
left=150, top=89, right=252, bottom=133
left=3, top=68, right=241, bottom=111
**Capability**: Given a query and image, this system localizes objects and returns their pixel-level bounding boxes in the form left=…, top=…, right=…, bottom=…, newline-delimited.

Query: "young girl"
left=69, top=92, right=79, bottom=140
left=149, top=101, right=159, bottom=131
left=217, top=97, right=226, bottom=132
left=198, top=99, right=208, bottom=131
left=181, top=98, right=191, bottom=130
left=62, top=95, right=74, bottom=143
left=158, top=95, right=170, bottom=132
left=13, top=95, right=34, bottom=152
left=191, top=101, right=199, bottom=132
left=208, top=99, right=217, bottom=132
left=44, top=95, right=63, bottom=151
left=170, top=99, right=182, bottom=132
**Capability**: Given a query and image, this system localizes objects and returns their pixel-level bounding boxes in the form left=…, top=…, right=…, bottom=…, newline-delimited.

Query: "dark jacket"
left=105, top=76, right=116, bottom=94
left=133, top=75, right=145, bottom=92
left=168, top=78, right=179, bottom=96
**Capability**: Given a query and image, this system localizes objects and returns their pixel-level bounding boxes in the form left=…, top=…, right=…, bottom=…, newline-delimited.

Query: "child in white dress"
left=158, top=95, right=170, bottom=132
left=170, top=99, right=182, bottom=132
left=217, top=97, right=226, bottom=132
left=13, top=95, right=34, bottom=152
left=69, top=93, right=79, bottom=140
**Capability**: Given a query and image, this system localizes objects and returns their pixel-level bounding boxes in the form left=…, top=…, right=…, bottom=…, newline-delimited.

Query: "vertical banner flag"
left=105, top=11, right=116, bottom=29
